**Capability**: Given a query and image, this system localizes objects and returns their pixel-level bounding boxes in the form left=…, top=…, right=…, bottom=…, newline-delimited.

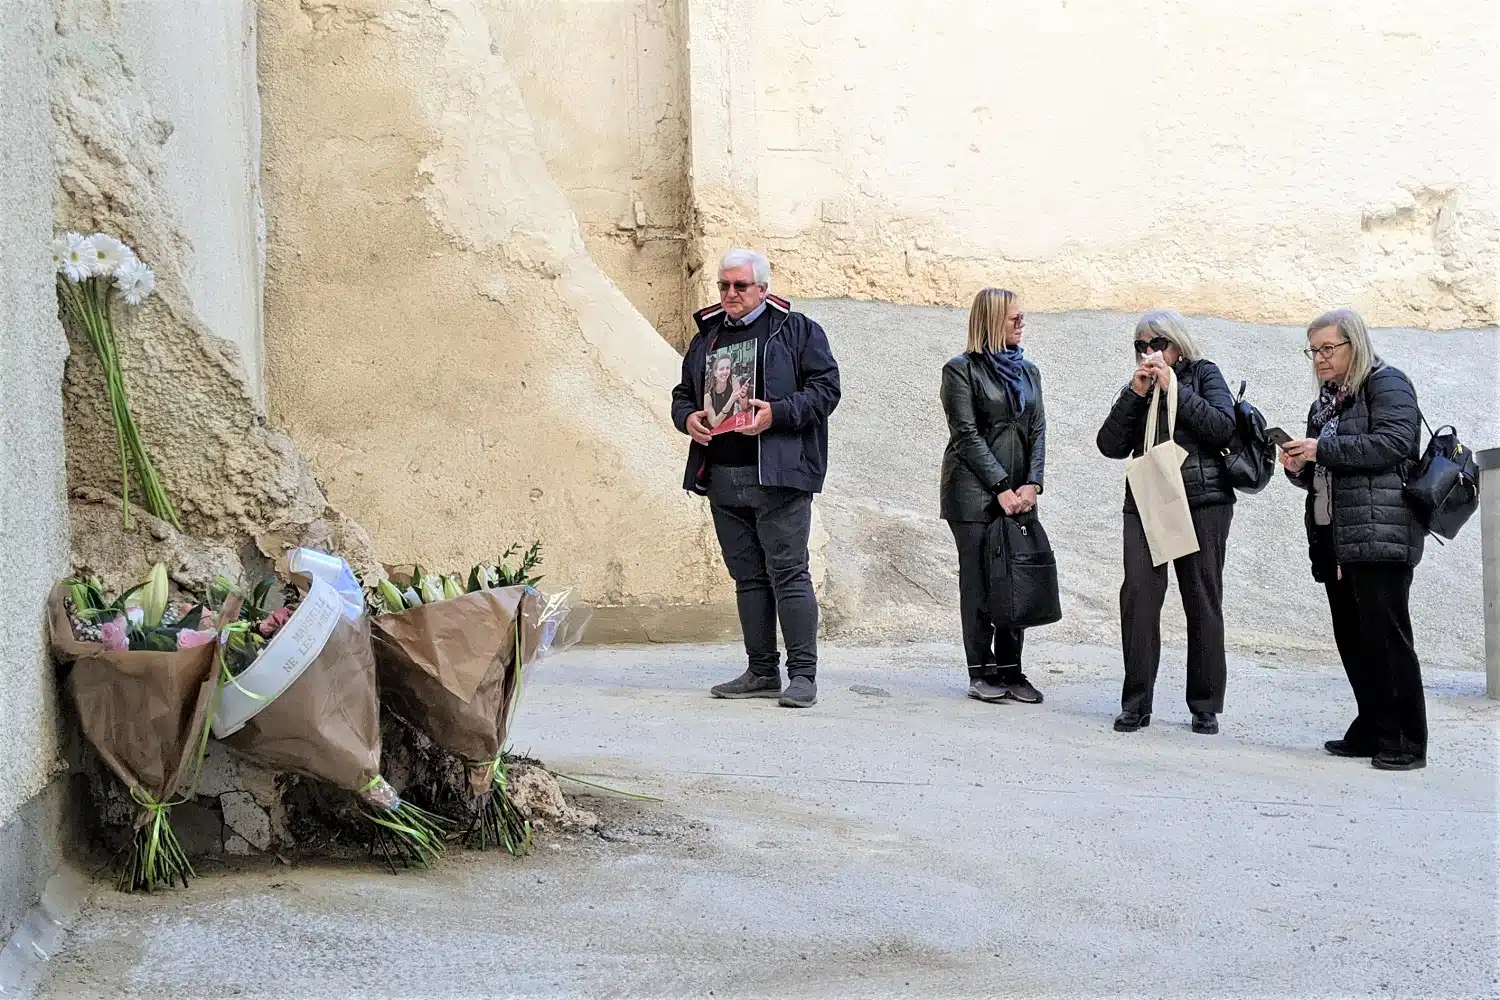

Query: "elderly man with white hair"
left=671, top=249, right=841, bottom=708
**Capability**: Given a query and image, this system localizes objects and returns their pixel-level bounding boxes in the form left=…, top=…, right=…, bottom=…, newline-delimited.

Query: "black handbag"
left=1404, top=419, right=1480, bottom=541
left=985, top=510, right=1062, bottom=630
left=1223, top=380, right=1276, bottom=494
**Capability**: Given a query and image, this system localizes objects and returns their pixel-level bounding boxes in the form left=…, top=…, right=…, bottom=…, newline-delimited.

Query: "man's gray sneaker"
left=710, top=670, right=782, bottom=699
left=967, top=678, right=1009, bottom=703
left=778, top=676, right=817, bottom=708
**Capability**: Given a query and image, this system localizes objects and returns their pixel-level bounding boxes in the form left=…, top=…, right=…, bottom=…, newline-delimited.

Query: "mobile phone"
left=1266, top=427, right=1293, bottom=449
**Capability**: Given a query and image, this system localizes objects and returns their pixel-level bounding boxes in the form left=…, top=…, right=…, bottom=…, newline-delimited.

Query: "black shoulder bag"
left=985, top=510, right=1063, bottom=630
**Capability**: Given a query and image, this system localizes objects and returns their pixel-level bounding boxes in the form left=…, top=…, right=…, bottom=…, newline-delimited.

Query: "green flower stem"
left=58, top=275, right=179, bottom=529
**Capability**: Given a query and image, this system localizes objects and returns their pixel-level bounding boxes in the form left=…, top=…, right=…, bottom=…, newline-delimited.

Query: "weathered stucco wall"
left=685, top=0, right=1499, bottom=330
left=259, top=0, right=736, bottom=620
left=107, top=0, right=266, bottom=400
left=490, top=0, right=693, bottom=348
left=0, top=0, right=72, bottom=941
left=53, top=0, right=378, bottom=592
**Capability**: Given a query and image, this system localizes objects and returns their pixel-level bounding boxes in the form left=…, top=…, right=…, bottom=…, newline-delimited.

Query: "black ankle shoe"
left=710, top=670, right=781, bottom=699
left=1113, top=712, right=1150, bottom=732
left=1372, top=750, right=1425, bottom=771
left=1324, top=739, right=1375, bottom=758
left=1191, top=712, right=1219, bottom=735
left=778, top=676, right=817, bottom=708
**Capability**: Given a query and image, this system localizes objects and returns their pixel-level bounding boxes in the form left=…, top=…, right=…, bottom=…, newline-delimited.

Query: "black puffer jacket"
left=1096, top=358, right=1237, bottom=513
left=1286, top=364, right=1423, bottom=579
left=939, top=354, right=1046, bottom=522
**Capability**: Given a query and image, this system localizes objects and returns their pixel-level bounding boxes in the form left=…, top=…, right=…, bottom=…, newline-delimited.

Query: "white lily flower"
left=114, top=255, right=156, bottom=305
left=61, top=232, right=95, bottom=282
left=88, top=234, right=129, bottom=277
left=126, top=607, right=145, bottom=628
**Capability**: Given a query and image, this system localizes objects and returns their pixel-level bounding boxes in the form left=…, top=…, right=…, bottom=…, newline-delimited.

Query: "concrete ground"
left=804, top=300, right=1498, bottom=669
left=32, top=642, right=1498, bottom=999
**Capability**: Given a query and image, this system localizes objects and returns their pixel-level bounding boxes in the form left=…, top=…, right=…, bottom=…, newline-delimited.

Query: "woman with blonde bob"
left=1096, top=310, right=1237, bottom=735
left=1281, top=309, right=1427, bottom=770
left=939, top=288, right=1047, bottom=704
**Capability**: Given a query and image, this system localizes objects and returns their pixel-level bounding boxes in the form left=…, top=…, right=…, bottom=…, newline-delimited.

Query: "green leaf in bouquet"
left=178, top=603, right=206, bottom=630
left=68, top=581, right=93, bottom=616
left=466, top=566, right=481, bottom=593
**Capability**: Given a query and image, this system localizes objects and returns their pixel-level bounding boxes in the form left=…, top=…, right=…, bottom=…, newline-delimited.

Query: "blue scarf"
left=980, top=345, right=1034, bottom=414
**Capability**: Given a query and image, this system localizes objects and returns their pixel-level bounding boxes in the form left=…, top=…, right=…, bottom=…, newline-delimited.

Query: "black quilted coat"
left=1286, top=364, right=1424, bottom=580
left=1095, top=358, right=1237, bottom=513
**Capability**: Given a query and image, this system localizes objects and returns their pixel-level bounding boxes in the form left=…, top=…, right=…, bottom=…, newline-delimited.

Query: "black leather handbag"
left=1223, top=380, right=1276, bottom=494
left=985, top=510, right=1062, bottom=630
left=1404, top=420, right=1480, bottom=541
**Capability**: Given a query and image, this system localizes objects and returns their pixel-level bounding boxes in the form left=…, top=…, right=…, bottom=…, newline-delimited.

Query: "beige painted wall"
left=493, top=0, right=693, bottom=347
left=686, top=0, right=1499, bottom=330
left=260, top=0, right=736, bottom=615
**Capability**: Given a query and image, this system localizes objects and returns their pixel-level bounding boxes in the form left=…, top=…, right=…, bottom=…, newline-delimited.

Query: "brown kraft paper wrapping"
left=372, top=586, right=541, bottom=765
left=222, top=612, right=381, bottom=794
left=47, top=583, right=221, bottom=802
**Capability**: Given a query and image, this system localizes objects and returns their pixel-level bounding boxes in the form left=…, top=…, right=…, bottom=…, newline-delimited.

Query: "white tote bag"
left=1124, top=368, right=1200, bottom=566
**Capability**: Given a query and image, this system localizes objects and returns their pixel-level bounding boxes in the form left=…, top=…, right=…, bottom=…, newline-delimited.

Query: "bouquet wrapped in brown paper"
left=212, top=548, right=448, bottom=870
left=48, top=566, right=236, bottom=892
left=369, top=546, right=585, bottom=854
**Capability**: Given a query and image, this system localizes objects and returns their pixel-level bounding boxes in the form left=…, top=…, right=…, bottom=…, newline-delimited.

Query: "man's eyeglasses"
left=1303, top=341, right=1350, bottom=361
left=718, top=280, right=761, bottom=294
left=1133, top=337, right=1171, bottom=356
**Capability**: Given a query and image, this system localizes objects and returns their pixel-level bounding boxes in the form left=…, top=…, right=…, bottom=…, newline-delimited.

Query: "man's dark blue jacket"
left=671, top=294, right=841, bottom=495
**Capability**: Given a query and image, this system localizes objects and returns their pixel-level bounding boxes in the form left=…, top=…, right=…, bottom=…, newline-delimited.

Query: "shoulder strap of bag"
left=1141, top=367, right=1180, bottom=453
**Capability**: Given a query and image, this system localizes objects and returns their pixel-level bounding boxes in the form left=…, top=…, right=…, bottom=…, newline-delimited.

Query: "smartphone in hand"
left=1266, top=427, right=1293, bottom=449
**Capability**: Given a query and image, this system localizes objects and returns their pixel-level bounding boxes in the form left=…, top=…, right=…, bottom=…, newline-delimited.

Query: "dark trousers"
left=948, top=521, right=1024, bottom=679
left=1325, top=563, right=1427, bottom=757
left=1120, top=503, right=1233, bottom=716
left=707, top=465, right=818, bottom=680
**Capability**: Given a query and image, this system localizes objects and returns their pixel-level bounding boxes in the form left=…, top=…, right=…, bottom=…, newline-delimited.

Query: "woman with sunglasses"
left=1096, top=310, right=1237, bottom=735
left=1280, top=310, right=1427, bottom=770
left=940, top=288, right=1047, bottom=705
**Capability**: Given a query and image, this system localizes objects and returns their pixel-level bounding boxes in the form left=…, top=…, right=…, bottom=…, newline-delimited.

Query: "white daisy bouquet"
left=52, top=231, right=177, bottom=529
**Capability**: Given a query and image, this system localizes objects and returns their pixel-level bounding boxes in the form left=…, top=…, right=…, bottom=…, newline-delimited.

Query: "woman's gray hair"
left=719, top=248, right=771, bottom=287
left=1307, top=308, right=1379, bottom=393
left=1134, top=309, right=1202, bottom=362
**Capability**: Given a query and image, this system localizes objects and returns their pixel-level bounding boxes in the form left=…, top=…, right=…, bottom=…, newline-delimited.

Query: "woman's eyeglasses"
left=1133, top=337, right=1171, bottom=356
left=718, top=280, right=759, bottom=294
left=1303, top=341, right=1350, bottom=361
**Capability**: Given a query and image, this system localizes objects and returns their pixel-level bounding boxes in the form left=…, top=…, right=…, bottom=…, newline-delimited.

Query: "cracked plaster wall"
left=259, top=0, right=748, bottom=617
left=685, top=0, right=1499, bottom=330
left=52, top=0, right=379, bottom=592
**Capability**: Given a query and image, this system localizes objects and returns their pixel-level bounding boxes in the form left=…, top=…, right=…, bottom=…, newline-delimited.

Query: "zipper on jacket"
left=759, top=310, right=790, bottom=488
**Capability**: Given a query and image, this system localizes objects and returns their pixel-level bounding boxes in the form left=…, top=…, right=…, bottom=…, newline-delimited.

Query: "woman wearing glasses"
left=1096, top=311, right=1237, bottom=735
left=1280, top=310, right=1426, bottom=770
left=940, top=288, right=1047, bottom=705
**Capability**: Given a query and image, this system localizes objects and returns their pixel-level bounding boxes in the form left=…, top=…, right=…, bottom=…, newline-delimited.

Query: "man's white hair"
left=719, top=249, right=771, bottom=287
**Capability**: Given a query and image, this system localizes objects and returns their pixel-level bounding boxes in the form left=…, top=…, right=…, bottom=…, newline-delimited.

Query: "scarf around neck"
left=979, top=345, right=1034, bottom=414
